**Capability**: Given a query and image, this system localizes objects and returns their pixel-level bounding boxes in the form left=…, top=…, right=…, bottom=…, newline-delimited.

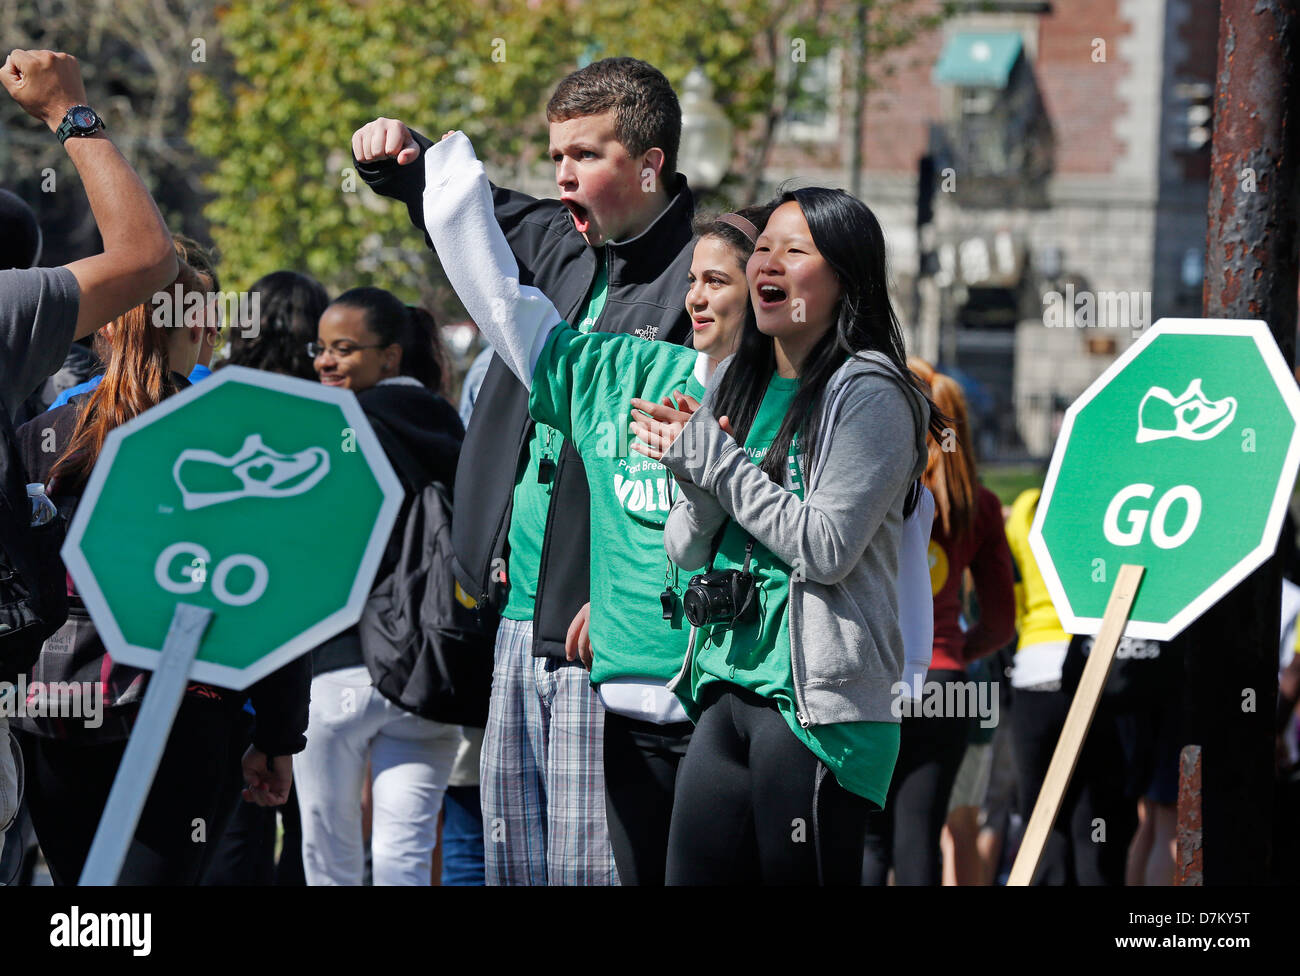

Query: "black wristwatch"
left=55, top=105, right=106, bottom=144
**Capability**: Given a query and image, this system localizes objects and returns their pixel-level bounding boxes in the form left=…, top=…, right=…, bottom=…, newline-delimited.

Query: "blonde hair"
left=908, top=357, right=978, bottom=539
left=50, top=237, right=214, bottom=491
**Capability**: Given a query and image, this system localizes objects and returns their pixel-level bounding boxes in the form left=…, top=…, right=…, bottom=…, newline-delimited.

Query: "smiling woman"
left=312, top=288, right=405, bottom=392
left=313, top=288, right=447, bottom=395
left=685, top=209, right=770, bottom=362
left=296, top=284, right=467, bottom=887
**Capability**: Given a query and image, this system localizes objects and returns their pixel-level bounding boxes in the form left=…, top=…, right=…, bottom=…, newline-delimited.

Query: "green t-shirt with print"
left=681, top=374, right=901, bottom=807
left=529, top=324, right=704, bottom=684
left=500, top=251, right=609, bottom=621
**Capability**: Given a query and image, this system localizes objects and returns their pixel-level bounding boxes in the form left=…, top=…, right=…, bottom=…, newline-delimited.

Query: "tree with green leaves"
left=0, top=0, right=221, bottom=265
left=190, top=0, right=578, bottom=313
left=190, top=0, right=947, bottom=318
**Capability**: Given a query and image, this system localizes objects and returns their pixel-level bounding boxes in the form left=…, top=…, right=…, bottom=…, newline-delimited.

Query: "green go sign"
left=61, top=366, right=403, bottom=689
left=1031, top=318, right=1300, bottom=640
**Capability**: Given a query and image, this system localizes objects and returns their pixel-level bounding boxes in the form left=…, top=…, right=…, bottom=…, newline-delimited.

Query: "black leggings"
left=1011, top=685, right=1134, bottom=885
left=18, top=698, right=249, bottom=886
left=861, top=669, right=971, bottom=885
left=603, top=712, right=692, bottom=886
left=201, top=782, right=305, bottom=886
left=665, top=683, right=870, bottom=885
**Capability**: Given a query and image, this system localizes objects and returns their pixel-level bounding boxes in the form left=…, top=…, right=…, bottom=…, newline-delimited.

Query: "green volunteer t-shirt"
left=500, top=251, right=609, bottom=621
left=529, top=324, right=704, bottom=684
left=681, top=374, right=901, bottom=807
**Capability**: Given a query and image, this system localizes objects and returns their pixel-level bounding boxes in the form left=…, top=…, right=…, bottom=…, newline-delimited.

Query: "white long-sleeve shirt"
left=421, top=132, right=562, bottom=386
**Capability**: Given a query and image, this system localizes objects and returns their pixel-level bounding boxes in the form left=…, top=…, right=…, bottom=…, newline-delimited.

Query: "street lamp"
left=678, top=68, right=733, bottom=191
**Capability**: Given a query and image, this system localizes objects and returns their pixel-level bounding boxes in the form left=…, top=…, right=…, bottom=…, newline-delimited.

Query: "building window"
left=931, top=31, right=1053, bottom=207
left=775, top=43, right=842, bottom=144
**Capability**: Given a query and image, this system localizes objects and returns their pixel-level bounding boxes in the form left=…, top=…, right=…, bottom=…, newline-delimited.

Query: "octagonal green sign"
left=61, top=366, right=403, bottom=688
left=1030, top=318, right=1300, bottom=640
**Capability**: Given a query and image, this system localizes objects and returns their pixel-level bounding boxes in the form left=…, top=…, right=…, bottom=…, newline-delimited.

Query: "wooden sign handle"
left=1007, top=563, right=1145, bottom=886
left=79, top=603, right=213, bottom=886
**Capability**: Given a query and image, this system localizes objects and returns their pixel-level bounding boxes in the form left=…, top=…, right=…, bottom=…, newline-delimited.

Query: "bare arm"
left=2, top=50, right=177, bottom=340
left=61, top=136, right=178, bottom=340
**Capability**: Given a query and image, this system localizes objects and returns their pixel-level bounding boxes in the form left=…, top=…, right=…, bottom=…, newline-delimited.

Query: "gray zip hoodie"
left=660, top=351, right=929, bottom=727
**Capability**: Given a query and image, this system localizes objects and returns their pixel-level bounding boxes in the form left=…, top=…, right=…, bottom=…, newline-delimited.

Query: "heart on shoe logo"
left=1137, top=378, right=1237, bottom=444
left=173, top=433, right=331, bottom=510
left=245, top=462, right=276, bottom=482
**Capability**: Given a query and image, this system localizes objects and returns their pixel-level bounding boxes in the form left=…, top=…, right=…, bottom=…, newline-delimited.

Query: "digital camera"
left=682, top=568, right=757, bottom=628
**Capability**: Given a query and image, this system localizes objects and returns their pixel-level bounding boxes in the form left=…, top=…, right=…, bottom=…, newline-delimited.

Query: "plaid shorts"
left=480, top=617, right=618, bottom=885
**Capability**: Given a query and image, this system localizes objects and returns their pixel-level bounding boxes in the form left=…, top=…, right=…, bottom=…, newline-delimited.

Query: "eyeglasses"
left=307, top=341, right=387, bottom=359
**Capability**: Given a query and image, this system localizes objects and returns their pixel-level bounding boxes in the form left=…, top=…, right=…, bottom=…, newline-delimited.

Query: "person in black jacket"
left=353, top=57, right=696, bottom=885
left=294, top=286, right=466, bottom=886
left=201, top=269, right=332, bottom=889
left=13, top=243, right=310, bottom=885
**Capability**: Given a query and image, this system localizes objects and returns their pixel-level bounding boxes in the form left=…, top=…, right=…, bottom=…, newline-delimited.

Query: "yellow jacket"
left=1004, top=488, right=1070, bottom=650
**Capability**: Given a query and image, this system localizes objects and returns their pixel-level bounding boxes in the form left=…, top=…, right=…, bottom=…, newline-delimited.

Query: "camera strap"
left=661, top=472, right=684, bottom=619
left=734, top=538, right=758, bottom=620
left=705, top=527, right=758, bottom=625
left=705, top=523, right=754, bottom=571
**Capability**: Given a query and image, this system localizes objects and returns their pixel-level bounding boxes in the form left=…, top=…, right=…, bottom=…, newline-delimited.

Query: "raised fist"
left=352, top=116, right=419, bottom=165
left=2, top=49, right=89, bottom=130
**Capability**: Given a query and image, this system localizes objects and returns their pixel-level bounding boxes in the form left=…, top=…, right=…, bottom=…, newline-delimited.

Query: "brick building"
left=758, top=0, right=1220, bottom=459
left=505, top=1, right=1220, bottom=460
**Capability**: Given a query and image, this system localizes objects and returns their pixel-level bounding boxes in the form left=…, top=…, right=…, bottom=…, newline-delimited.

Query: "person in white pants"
left=294, top=286, right=467, bottom=885
left=295, top=666, right=461, bottom=886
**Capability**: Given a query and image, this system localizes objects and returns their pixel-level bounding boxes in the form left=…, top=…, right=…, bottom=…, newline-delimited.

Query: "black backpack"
left=0, top=411, right=68, bottom=685
left=359, top=480, right=495, bottom=727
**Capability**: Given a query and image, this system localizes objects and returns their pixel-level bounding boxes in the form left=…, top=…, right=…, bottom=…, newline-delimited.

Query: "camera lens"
left=683, top=586, right=709, bottom=627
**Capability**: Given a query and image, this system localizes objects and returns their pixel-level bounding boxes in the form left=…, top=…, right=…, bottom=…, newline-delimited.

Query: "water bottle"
left=27, top=483, right=57, bottom=527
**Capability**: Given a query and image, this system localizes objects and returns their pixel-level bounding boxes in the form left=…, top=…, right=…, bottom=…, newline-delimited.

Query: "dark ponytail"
left=401, top=306, right=448, bottom=393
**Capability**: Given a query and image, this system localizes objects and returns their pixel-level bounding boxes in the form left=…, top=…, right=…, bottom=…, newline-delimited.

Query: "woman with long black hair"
left=631, top=187, right=942, bottom=884
left=221, top=270, right=330, bottom=381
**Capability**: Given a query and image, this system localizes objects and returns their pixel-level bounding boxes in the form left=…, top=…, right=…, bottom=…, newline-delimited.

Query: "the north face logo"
left=633, top=325, right=658, bottom=341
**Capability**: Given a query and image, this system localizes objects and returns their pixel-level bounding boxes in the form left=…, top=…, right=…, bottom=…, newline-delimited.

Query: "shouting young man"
left=352, top=57, right=696, bottom=885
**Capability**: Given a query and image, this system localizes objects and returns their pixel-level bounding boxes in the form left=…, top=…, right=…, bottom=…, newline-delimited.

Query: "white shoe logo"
left=172, top=434, right=331, bottom=510
left=1136, top=378, right=1237, bottom=444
